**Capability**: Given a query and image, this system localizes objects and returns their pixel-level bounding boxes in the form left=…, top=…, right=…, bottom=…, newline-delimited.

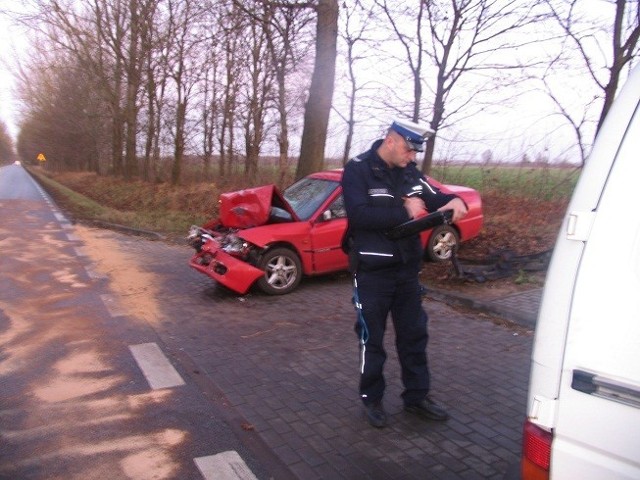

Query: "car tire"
left=426, top=225, right=459, bottom=262
left=257, top=247, right=302, bottom=295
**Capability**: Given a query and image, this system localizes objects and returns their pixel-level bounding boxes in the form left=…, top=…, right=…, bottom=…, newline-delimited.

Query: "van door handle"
left=572, top=369, right=640, bottom=408
left=566, top=211, right=596, bottom=241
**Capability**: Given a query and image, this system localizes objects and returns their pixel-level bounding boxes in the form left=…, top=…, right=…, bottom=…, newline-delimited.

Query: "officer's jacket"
left=341, top=139, right=458, bottom=272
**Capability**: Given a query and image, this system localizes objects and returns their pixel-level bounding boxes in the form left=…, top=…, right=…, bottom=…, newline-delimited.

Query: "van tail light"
left=521, top=419, right=552, bottom=480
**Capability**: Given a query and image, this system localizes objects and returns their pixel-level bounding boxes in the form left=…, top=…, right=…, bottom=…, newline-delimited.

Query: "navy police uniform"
left=341, top=137, right=458, bottom=410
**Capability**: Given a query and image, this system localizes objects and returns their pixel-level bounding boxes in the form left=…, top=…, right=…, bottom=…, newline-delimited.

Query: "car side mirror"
left=322, top=210, right=332, bottom=221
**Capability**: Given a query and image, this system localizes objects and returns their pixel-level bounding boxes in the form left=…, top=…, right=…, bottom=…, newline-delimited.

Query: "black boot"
left=404, top=397, right=449, bottom=421
left=364, top=401, right=387, bottom=428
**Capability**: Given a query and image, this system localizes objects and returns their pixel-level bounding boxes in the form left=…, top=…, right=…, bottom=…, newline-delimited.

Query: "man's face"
left=387, top=132, right=418, bottom=168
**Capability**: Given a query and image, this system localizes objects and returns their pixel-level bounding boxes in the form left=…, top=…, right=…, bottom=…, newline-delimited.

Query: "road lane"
left=0, top=163, right=42, bottom=200
left=0, top=165, right=280, bottom=479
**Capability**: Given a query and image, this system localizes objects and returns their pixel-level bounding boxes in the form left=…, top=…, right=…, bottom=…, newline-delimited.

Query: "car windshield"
left=283, top=177, right=340, bottom=221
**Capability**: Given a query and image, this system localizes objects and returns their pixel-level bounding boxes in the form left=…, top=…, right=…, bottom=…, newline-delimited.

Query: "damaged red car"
left=188, top=169, right=483, bottom=295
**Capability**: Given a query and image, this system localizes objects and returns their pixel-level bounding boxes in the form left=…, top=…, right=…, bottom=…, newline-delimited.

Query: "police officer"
left=341, top=119, right=468, bottom=428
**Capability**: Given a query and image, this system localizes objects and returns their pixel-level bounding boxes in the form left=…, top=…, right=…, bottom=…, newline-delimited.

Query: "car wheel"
left=257, top=247, right=302, bottom=295
left=426, top=225, right=459, bottom=262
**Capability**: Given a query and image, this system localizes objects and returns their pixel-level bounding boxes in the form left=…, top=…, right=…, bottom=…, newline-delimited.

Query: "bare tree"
left=166, top=0, right=207, bottom=185
left=545, top=0, right=640, bottom=140
left=124, top=0, right=141, bottom=178
left=259, top=1, right=313, bottom=185
left=376, top=1, right=427, bottom=123
left=295, top=0, right=339, bottom=180
left=239, top=18, right=272, bottom=181
left=216, top=2, right=245, bottom=179
left=139, top=2, right=169, bottom=181
left=16, top=0, right=166, bottom=178
left=22, top=0, right=132, bottom=176
left=200, top=38, right=221, bottom=179
left=0, top=121, right=15, bottom=162
left=222, top=0, right=278, bottom=182
left=232, top=0, right=314, bottom=184
left=15, top=47, right=104, bottom=172
left=17, top=0, right=609, bottom=185
left=377, top=0, right=549, bottom=174
left=122, top=0, right=161, bottom=179
left=336, top=0, right=379, bottom=164
left=540, top=72, right=594, bottom=165
left=90, top=0, right=137, bottom=177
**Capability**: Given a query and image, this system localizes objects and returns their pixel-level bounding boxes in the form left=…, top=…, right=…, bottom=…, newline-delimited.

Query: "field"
left=430, top=163, right=579, bottom=201
left=28, top=162, right=579, bottom=295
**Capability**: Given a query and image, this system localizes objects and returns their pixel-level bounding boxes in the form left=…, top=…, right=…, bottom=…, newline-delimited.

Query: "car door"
left=308, top=193, right=349, bottom=274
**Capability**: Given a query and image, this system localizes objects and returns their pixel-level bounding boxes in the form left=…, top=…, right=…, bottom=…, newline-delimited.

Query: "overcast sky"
left=0, top=3, right=27, bottom=141
left=0, top=17, right=17, bottom=138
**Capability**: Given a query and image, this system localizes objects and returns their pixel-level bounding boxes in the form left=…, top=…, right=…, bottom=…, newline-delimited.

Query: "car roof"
left=308, top=168, right=343, bottom=182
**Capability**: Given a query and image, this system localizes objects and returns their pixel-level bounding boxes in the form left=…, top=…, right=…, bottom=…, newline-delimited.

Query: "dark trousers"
left=354, top=265, right=430, bottom=406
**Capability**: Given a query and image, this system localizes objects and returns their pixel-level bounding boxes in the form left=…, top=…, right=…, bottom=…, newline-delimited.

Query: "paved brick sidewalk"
left=488, top=289, right=542, bottom=328
left=427, top=288, right=542, bottom=330
left=95, top=231, right=535, bottom=479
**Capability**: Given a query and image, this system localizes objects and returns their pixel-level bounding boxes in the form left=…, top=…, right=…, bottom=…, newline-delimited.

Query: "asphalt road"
left=0, top=164, right=287, bottom=480
left=1, top=163, right=531, bottom=479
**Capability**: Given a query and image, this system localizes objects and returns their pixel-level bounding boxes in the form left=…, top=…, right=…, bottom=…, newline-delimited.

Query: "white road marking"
left=100, top=294, right=127, bottom=317
left=53, top=212, right=66, bottom=222
left=129, top=342, right=185, bottom=390
left=85, top=266, right=107, bottom=280
left=194, top=451, right=258, bottom=480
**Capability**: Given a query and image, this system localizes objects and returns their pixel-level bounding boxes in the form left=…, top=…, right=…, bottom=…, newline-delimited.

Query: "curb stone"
left=426, top=287, right=541, bottom=329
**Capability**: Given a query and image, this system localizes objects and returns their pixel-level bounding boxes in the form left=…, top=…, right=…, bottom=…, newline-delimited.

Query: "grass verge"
left=28, top=168, right=209, bottom=237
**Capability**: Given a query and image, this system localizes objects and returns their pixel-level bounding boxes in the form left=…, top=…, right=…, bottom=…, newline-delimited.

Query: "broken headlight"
left=220, top=233, right=250, bottom=256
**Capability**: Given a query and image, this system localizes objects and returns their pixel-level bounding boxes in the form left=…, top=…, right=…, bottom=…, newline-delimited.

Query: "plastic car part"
left=521, top=420, right=551, bottom=480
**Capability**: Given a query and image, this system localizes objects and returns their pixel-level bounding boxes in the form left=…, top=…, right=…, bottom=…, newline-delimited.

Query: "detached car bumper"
left=189, top=247, right=264, bottom=294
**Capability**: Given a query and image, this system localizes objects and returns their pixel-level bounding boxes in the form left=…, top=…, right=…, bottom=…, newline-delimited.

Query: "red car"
left=188, top=169, right=483, bottom=295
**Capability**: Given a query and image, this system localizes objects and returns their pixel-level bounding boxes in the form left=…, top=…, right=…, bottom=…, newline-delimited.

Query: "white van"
left=520, top=64, right=640, bottom=479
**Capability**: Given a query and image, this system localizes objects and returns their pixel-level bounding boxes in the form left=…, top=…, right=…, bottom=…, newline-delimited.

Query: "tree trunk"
left=124, top=0, right=140, bottom=179
left=111, top=111, right=124, bottom=176
left=342, top=64, right=356, bottom=165
left=143, top=74, right=155, bottom=182
left=276, top=67, right=290, bottom=186
left=295, top=0, right=338, bottom=180
left=111, top=58, right=124, bottom=176
left=421, top=69, right=446, bottom=175
left=171, top=100, right=186, bottom=185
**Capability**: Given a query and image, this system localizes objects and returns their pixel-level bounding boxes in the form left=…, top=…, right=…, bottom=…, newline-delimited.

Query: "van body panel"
left=552, top=96, right=640, bottom=476
left=528, top=76, right=640, bottom=411
left=527, top=241, right=584, bottom=408
left=525, top=63, right=640, bottom=478
left=552, top=433, right=640, bottom=479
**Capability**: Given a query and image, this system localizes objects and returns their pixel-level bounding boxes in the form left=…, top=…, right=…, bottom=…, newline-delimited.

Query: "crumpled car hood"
left=219, top=184, right=298, bottom=228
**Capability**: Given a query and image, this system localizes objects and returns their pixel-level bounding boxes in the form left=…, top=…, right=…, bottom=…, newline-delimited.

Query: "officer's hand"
left=439, top=197, right=468, bottom=223
left=403, top=197, right=427, bottom=219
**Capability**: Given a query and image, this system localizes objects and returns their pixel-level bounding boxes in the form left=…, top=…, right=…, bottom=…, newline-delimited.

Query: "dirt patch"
left=419, top=191, right=565, bottom=297
left=421, top=260, right=547, bottom=299
left=74, top=224, right=164, bottom=325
